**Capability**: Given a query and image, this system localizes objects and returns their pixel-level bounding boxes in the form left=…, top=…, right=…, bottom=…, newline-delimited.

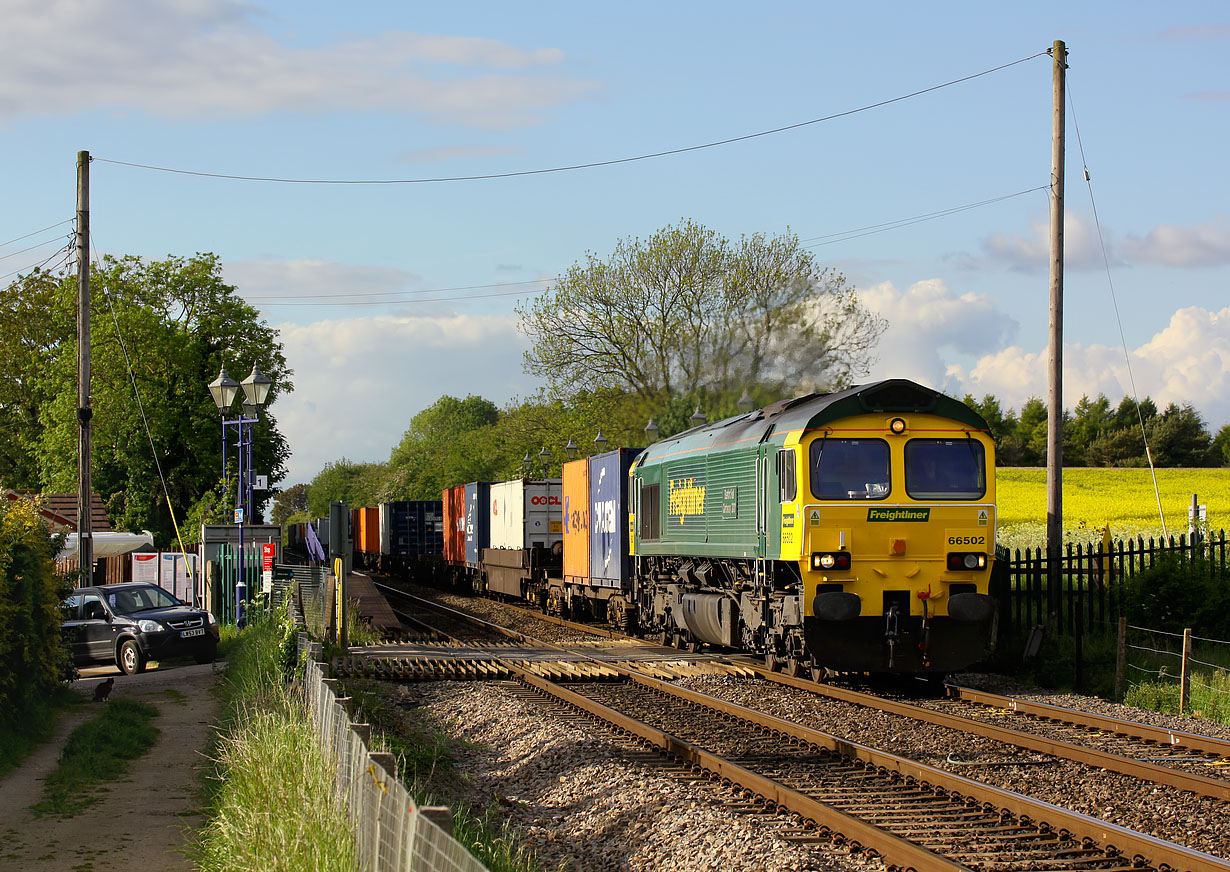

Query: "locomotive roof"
left=636, top=379, right=989, bottom=465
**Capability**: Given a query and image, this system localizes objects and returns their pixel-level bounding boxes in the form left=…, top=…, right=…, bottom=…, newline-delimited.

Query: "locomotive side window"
left=905, top=439, right=986, bottom=500
left=809, top=439, right=890, bottom=500
left=639, top=482, right=661, bottom=540
left=777, top=449, right=796, bottom=502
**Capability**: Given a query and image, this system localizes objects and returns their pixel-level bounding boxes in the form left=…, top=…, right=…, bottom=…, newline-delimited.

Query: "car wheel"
left=118, top=639, right=146, bottom=675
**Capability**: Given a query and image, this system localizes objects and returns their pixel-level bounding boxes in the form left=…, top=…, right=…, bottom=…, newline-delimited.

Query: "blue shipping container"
left=588, top=448, right=638, bottom=590
left=464, top=482, right=490, bottom=568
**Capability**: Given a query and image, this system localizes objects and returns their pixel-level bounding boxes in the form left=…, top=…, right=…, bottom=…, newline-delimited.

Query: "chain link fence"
left=297, top=634, right=491, bottom=872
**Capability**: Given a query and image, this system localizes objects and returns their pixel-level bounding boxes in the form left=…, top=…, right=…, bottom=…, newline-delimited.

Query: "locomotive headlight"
left=889, top=417, right=907, bottom=434
left=946, top=552, right=987, bottom=571
left=811, top=552, right=851, bottom=571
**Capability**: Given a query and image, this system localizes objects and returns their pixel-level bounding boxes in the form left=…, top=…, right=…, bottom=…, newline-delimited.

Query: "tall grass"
left=192, top=605, right=358, bottom=872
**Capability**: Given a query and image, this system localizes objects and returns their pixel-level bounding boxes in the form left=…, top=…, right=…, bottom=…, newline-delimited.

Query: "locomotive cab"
left=792, top=413, right=996, bottom=672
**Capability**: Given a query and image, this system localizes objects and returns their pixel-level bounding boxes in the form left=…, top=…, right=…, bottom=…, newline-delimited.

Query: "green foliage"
left=0, top=500, right=73, bottom=720
left=517, top=219, right=884, bottom=406
left=1123, top=554, right=1230, bottom=639
left=270, top=482, right=310, bottom=526
left=1, top=254, right=292, bottom=545
left=195, top=602, right=358, bottom=872
left=0, top=685, right=81, bottom=780
left=307, top=458, right=386, bottom=518
left=33, top=698, right=160, bottom=817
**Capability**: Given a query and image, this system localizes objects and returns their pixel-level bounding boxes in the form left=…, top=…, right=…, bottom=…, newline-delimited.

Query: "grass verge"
left=191, top=605, right=359, bottom=872
left=0, top=686, right=85, bottom=780
left=32, top=698, right=160, bottom=817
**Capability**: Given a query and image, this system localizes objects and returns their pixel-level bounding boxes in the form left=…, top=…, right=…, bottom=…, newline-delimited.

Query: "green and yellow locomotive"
left=630, top=379, right=996, bottom=676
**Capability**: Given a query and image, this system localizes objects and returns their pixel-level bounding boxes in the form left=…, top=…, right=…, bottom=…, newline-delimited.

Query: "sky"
left=3, top=1, right=1230, bottom=485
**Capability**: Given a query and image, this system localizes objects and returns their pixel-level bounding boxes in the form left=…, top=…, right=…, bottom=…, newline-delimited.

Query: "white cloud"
left=962, top=213, right=1230, bottom=272
left=0, top=0, right=596, bottom=126
left=861, top=278, right=1018, bottom=386
left=224, top=259, right=420, bottom=302
left=949, top=306, right=1230, bottom=425
left=959, top=212, right=1109, bottom=273
left=1120, top=220, right=1230, bottom=268
left=271, top=312, right=539, bottom=484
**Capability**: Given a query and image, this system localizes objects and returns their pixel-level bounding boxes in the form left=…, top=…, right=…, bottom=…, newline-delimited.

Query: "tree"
left=1212, top=424, right=1230, bottom=467
left=1066, top=394, right=1114, bottom=466
left=270, top=483, right=310, bottom=527
left=307, top=459, right=386, bottom=518
left=1147, top=403, right=1212, bottom=467
left=517, top=220, right=885, bottom=410
left=1, top=254, right=291, bottom=544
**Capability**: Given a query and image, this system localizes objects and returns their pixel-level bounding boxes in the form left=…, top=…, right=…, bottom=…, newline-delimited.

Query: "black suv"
left=61, top=583, right=220, bottom=674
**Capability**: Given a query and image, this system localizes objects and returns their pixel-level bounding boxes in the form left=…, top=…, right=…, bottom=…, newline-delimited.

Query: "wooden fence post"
left=1115, top=617, right=1127, bottom=702
left=1179, top=627, right=1193, bottom=714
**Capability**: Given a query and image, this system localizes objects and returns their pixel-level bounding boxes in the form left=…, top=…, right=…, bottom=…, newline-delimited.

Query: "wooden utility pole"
left=76, top=150, right=93, bottom=586
left=1046, top=41, right=1066, bottom=603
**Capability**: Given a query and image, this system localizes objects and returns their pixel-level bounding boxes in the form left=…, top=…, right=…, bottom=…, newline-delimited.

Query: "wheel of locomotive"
left=764, top=650, right=780, bottom=672
left=657, top=630, right=671, bottom=646
left=786, top=657, right=805, bottom=678
left=810, top=664, right=828, bottom=683
left=671, top=632, right=686, bottom=650
left=686, top=639, right=702, bottom=654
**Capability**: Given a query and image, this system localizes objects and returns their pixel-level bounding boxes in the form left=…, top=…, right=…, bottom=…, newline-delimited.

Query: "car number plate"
left=181, top=628, right=205, bottom=638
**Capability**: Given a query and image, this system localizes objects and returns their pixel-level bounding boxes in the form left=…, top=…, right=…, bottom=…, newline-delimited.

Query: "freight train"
left=304, top=379, right=998, bottom=676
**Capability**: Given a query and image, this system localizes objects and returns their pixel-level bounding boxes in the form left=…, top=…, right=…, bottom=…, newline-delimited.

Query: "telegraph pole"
left=1046, top=42, right=1066, bottom=604
left=77, top=150, right=93, bottom=585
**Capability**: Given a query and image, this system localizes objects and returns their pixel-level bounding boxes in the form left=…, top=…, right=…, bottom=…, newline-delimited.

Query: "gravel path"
left=0, top=663, right=221, bottom=872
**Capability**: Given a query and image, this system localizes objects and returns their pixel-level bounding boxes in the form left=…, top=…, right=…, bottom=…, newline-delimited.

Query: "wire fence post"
left=1115, top=616, right=1127, bottom=702
left=1180, top=627, right=1193, bottom=714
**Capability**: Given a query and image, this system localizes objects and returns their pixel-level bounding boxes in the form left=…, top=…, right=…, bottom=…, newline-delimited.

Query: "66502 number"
left=947, top=535, right=985, bottom=545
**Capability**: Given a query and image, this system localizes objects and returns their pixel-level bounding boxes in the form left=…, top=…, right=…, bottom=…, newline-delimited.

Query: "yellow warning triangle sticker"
left=977, top=509, right=988, bottom=526
left=809, top=508, right=821, bottom=526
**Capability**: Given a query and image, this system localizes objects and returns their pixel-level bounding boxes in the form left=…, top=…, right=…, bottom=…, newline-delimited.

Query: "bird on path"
left=93, top=677, right=114, bottom=702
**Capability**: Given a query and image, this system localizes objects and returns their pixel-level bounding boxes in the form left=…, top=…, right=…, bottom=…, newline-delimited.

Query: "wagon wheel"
left=764, top=650, right=780, bottom=672
left=785, top=657, right=805, bottom=678
left=686, top=640, right=702, bottom=654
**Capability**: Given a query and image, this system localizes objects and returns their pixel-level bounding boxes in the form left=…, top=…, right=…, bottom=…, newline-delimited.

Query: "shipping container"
left=562, top=460, right=590, bottom=584
left=463, top=482, right=490, bottom=568
left=355, top=506, right=380, bottom=556
left=489, top=479, right=562, bottom=551
left=588, top=448, right=638, bottom=590
left=315, top=516, right=331, bottom=550
left=380, top=500, right=444, bottom=558
left=442, top=486, right=466, bottom=565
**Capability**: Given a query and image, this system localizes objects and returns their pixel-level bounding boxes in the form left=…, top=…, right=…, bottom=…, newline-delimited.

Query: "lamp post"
left=537, top=446, right=550, bottom=478
left=593, top=429, right=608, bottom=453
left=564, top=438, right=578, bottom=461
left=208, top=362, right=273, bottom=629
left=690, top=406, right=707, bottom=428
left=644, top=418, right=659, bottom=444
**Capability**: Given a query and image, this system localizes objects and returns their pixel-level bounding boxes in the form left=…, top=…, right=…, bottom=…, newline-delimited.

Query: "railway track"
left=379, top=578, right=1230, bottom=802
left=352, top=582, right=1230, bottom=871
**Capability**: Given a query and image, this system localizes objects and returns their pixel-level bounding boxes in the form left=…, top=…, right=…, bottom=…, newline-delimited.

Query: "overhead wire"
left=93, top=51, right=1049, bottom=186
left=1067, top=80, right=1168, bottom=537
left=0, top=218, right=74, bottom=249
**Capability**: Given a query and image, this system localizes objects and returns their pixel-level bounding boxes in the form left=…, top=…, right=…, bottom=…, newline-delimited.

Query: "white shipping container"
left=488, top=479, right=563, bottom=550
left=379, top=502, right=393, bottom=557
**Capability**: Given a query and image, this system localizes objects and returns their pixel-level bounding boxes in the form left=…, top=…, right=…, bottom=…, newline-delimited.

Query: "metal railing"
left=297, top=635, right=491, bottom=872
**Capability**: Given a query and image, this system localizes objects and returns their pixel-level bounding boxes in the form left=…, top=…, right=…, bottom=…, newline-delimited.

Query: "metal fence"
left=297, top=635, right=491, bottom=872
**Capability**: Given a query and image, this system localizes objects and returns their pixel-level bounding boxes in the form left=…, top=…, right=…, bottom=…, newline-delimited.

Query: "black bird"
left=93, top=677, right=114, bottom=702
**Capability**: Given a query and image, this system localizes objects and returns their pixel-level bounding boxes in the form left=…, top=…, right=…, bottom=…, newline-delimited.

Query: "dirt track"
left=0, top=662, right=222, bottom=871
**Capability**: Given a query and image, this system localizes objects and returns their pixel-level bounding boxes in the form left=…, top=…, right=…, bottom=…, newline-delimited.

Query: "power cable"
left=253, top=286, right=545, bottom=307
left=243, top=277, right=550, bottom=302
left=93, top=51, right=1049, bottom=186
left=0, top=218, right=74, bottom=249
left=799, top=186, right=1050, bottom=247
left=1067, top=81, right=1168, bottom=537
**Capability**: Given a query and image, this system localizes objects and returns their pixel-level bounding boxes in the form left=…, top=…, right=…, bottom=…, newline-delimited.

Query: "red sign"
left=261, top=543, right=275, bottom=572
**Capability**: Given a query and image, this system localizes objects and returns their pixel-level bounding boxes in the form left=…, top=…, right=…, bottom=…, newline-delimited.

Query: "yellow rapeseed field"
left=996, top=467, right=1230, bottom=548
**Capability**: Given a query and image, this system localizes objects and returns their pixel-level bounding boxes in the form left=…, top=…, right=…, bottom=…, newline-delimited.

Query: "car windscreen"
left=905, top=438, right=986, bottom=500
left=105, top=585, right=184, bottom=615
left=809, top=438, right=890, bottom=500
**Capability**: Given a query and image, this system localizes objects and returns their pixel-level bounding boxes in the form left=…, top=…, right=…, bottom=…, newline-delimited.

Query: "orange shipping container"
left=442, top=485, right=466, bottom=565
left=562, top=458, right=590, bottom=583
left=353, top=506, right=378, bottom=555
